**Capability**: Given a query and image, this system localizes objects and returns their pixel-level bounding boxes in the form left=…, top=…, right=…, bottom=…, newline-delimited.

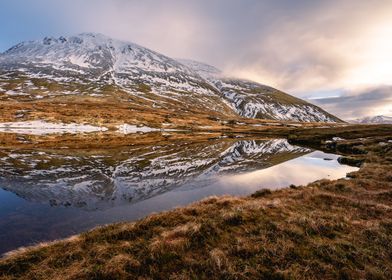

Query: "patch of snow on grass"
left=117, top=124, right=161, bottom=134
left=117, top=124, right=184, bottom=134
left=0, top=120, right=108, bottom=135
left=5, top=91, right=29, bottom=96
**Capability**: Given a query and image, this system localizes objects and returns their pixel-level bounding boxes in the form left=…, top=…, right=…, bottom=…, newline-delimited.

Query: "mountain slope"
left=0, top=33, right=234, bottom=118
left=179, top=59, right=341, bottom=122
left=0, top=33, right=341, bottom=124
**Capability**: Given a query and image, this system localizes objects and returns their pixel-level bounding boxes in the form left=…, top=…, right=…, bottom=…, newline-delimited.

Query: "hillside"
left=180, top=59, right=340, bottom=122
left=0, top=33, right=342, bottom=126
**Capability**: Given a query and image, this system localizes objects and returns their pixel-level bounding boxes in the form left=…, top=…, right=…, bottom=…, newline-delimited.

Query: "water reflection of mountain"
left=0, top=139, right=311, bottom=210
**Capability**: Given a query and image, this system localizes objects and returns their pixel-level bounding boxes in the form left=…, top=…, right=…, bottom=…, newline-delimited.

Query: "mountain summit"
left=0, top=33, right=341, bottom=124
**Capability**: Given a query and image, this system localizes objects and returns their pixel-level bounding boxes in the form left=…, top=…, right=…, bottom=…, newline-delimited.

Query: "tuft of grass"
left=251, top=188, right=272, bottom=198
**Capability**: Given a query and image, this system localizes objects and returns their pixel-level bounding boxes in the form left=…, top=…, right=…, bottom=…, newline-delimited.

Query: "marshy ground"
left=0, top=125, right=391, bottom=279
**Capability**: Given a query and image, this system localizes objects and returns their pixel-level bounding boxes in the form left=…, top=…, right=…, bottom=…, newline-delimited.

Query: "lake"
left=0, top=137, right=358, bottom=254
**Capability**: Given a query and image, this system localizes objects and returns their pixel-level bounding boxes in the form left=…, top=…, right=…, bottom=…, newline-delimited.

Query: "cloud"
left=310, top=87, right=392, bottom=120
left=223, top=1, right=392, bottom=93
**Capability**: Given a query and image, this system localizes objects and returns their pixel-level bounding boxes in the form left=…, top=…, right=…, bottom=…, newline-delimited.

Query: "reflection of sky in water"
left=0, top=150, right=357, bottom=255
left=220, top=151, right=352, bottom=192
left=167, top=151, right=357, bottom=199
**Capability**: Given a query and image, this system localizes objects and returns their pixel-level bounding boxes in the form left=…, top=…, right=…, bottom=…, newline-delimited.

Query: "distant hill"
left=351, top=115, right=392, bottom=124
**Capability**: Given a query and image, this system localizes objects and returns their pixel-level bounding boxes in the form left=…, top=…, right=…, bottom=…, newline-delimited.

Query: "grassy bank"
left=0, top=127, right=391, bottom=279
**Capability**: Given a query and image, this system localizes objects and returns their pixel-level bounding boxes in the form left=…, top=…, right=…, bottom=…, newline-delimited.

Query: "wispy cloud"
left=310, top=87, right=392, bottom=120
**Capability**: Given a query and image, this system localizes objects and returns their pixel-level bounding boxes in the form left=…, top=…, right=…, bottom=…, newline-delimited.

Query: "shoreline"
left=0, top=125, right=391, bottom=279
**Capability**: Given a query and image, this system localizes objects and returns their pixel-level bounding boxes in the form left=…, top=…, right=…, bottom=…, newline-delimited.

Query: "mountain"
left=351, top=115, right=392, bottom=124
left=0, top=33, right=341, bottom=124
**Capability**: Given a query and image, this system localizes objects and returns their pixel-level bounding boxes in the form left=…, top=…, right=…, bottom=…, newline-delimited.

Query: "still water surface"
left=0, top=138, right=358, bottom=254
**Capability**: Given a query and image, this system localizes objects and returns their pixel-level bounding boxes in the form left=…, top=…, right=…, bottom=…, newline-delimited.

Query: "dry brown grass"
left=0, top=84, right=365, bottom=136
left=0, top=129, right=391, bottom=279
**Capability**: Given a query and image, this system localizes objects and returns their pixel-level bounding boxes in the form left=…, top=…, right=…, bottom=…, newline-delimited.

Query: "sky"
left=1, top=0, right=391, bottom=119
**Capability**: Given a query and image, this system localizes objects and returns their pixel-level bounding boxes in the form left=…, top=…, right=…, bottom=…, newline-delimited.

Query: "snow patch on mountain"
left=69, top=54, right=92, bottom=68
left=350, top=115, right=392, bottom=124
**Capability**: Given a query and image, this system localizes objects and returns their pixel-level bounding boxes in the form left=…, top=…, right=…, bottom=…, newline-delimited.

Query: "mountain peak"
left=3, top=33, right=156, bottom=60
left=0, top=32, right=191, bottom=76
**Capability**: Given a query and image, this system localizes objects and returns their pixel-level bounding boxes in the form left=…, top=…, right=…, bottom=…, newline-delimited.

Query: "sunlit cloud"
left=310, top=87, right=392, bottom=119
left=224, top=1, right=392, bottom=94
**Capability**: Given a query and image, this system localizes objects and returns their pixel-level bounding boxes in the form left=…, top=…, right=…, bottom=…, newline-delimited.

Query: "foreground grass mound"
left=1, top=133, right=391, bottom=279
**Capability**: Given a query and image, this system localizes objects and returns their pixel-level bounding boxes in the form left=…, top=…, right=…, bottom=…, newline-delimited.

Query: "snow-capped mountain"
left=0, top=139, right=310, bottom=210
left=351, top=115, right=392, bottom=124
left=2, top=34, right=194, bottom=88
left=0, top=33, right=341, bottom=123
